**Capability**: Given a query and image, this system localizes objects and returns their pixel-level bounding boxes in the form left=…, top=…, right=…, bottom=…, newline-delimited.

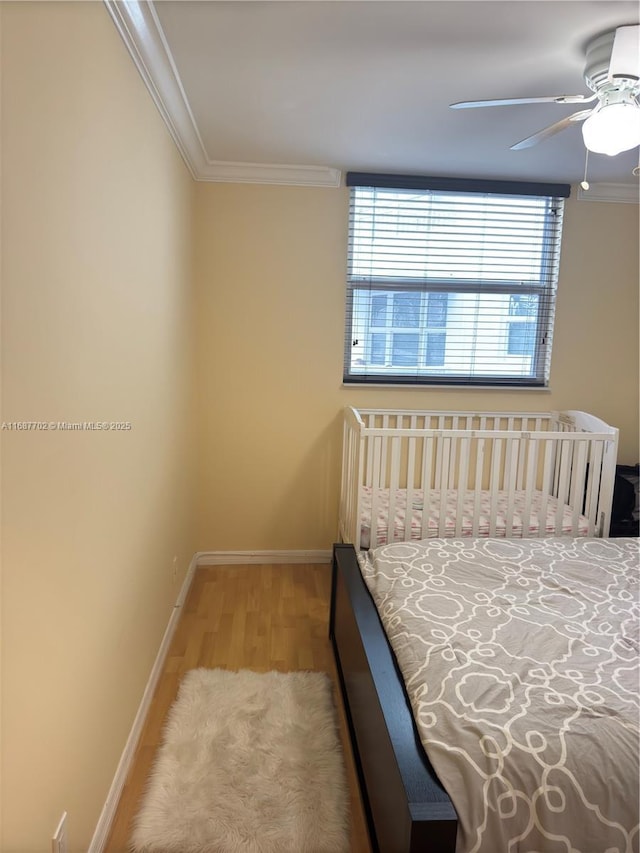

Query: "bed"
left=330, top=538, right=639, bottom=853
left=340, top=408, right=619, bottom=550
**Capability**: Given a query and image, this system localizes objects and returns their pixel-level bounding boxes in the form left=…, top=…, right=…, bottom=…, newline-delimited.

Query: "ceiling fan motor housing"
left=584, top=28, right=639, bottom=94
left=584, top=31, right=617, bottom=91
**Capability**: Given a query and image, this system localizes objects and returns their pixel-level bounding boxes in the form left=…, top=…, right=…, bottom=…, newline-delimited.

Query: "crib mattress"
left=360, top=486, right=590, bottom=548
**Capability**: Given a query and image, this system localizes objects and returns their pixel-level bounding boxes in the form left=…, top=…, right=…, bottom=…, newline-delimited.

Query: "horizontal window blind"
left=344, top=179, right=567, bottom=387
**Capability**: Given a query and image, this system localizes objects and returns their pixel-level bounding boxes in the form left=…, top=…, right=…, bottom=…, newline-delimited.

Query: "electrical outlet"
left=52, top=812, right=68, bottom=853
left=172, top=555, right=178, bottom=583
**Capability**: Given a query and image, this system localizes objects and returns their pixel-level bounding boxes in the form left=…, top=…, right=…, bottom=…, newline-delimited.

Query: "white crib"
left=340, top=407, right=619, bottom=550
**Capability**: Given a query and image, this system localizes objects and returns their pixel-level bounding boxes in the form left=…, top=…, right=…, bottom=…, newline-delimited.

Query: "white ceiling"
left=110, top=0, right=640, bottom=190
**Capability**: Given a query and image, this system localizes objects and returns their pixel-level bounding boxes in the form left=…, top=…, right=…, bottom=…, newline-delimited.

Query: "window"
left=344, top=173, right=569, bottom=387
left=364, top=291, right=448, bottom=368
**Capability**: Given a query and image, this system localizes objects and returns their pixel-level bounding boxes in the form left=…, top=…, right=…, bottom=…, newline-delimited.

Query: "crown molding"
left=577, top=182, right=639, bottom=203
left=199, top=161, right=342, bottom=187
left=103, top=0, right=341, bottom=187
left=104, top=0, right=205, bottom=179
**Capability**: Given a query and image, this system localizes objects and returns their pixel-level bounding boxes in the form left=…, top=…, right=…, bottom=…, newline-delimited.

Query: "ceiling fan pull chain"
left=580, top=149, right=590, bottom=191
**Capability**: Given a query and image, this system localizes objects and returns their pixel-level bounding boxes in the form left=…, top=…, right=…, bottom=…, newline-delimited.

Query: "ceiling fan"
left=450, top=25, right=640, bottom=156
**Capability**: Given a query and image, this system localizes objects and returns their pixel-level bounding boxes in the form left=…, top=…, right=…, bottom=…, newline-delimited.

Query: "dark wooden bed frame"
left=329, top=543, right=458, bottom=853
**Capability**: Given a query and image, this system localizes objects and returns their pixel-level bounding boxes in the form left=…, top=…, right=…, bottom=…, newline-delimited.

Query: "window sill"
left=341, top=382, right=552, bottom=392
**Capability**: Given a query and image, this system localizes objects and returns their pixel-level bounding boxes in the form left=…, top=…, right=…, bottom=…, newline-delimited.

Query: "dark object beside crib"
left=329, top=543, right=457, bottom=853
left=610, top=464, right=639, bottom=537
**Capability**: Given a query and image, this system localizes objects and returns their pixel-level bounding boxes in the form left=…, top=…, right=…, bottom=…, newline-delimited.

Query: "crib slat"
left=340, top=420, right=349, bottom=526
left=340, top=422, right=348, bottom=541
left=586, top=441, right=604, bottom=536
left=455, top=438, right=469, bottom=537
left=343, top=429, right=363, bottom=548
left=421, top=436, right=434, bottom=539
left=555, top=439, right=572, bottom=534
left=553, top=439, right=561, bottom=497
left=370, top=436, right=382, bottom=548
left=380, top=415, right=389, bottom=487
left=516, top=433, right=527, bottom=490
left=342, top=414, right=361, bottom=550
left=488, top=439, right=502, bottom=537
left=521, top=437, right=537, bottom=537
left=406, top=418, right=418, bottom=542
left=472, top=437, right=485, bottom=536
left=407, top=419, right=418, bottom=485
left=365, top=415, right=374, bottom=488
left=357, top=429, right=367, bottom=549
left=539, top=439, right=554, bottom=535
left=570, top=440, right=589, bottom=535
left=597, top=437, right=617, bottom=536
left=434, top=428, right=443, bottom=487
left=388, top=436, right=401, bottom=544
left=449, top=417, right=459, bottom=489
left=504, top=434, right=512, bottom=489
left=438, top=437, right=450, bottom=537
left=504, top=438, right=519, bottom=538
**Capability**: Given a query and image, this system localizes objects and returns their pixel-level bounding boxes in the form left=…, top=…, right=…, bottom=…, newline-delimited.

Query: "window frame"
left=343, top=173, right=570, bottom=389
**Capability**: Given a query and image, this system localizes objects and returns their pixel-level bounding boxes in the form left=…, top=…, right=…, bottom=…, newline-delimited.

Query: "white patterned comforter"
left=359, top=537, right=639, bottom=853
left=360, top=487, right=590, bottom=548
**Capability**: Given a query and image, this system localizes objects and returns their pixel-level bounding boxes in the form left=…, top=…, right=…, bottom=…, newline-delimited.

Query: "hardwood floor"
left=104, top=563, right=373, bottom=853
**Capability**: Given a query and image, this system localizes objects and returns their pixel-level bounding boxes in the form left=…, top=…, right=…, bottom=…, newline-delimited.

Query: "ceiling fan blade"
left=609, top=24, right=640, bottom=80
left=510, top=110, right=593, bottom=150
left=450, top=94, right=596, bottom=109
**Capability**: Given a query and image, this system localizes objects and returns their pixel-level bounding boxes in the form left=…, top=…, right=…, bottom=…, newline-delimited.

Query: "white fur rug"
left=131, top=668, right=349, bottom=853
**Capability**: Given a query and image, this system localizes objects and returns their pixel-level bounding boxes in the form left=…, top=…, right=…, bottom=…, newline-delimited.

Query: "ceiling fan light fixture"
left=581, top=99, right=640, bottom=156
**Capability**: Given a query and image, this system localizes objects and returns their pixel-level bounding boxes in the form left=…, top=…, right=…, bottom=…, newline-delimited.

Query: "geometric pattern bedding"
left=359, top=537, right=639, bottom=853
left=360, top=486, right=590, bottom=549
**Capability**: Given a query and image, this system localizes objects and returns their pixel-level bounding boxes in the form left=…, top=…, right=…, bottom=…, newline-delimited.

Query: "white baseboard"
left=88, top=552, right=199, bottom=853
left=196, top=549, right=332, bottom=565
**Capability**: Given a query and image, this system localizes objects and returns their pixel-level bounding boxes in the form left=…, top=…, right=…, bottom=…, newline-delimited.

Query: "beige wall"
left=0, top=3, right=638, bottom=850
left=194, top=183, right=639, bottom=551
left=1, top=4, right=196, bottom=851
left=0, top=4, right=3, bottom=841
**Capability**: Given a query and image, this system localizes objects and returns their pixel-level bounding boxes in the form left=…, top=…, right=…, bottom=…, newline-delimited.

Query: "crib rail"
left=341, top=407, right=618, bottom=550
